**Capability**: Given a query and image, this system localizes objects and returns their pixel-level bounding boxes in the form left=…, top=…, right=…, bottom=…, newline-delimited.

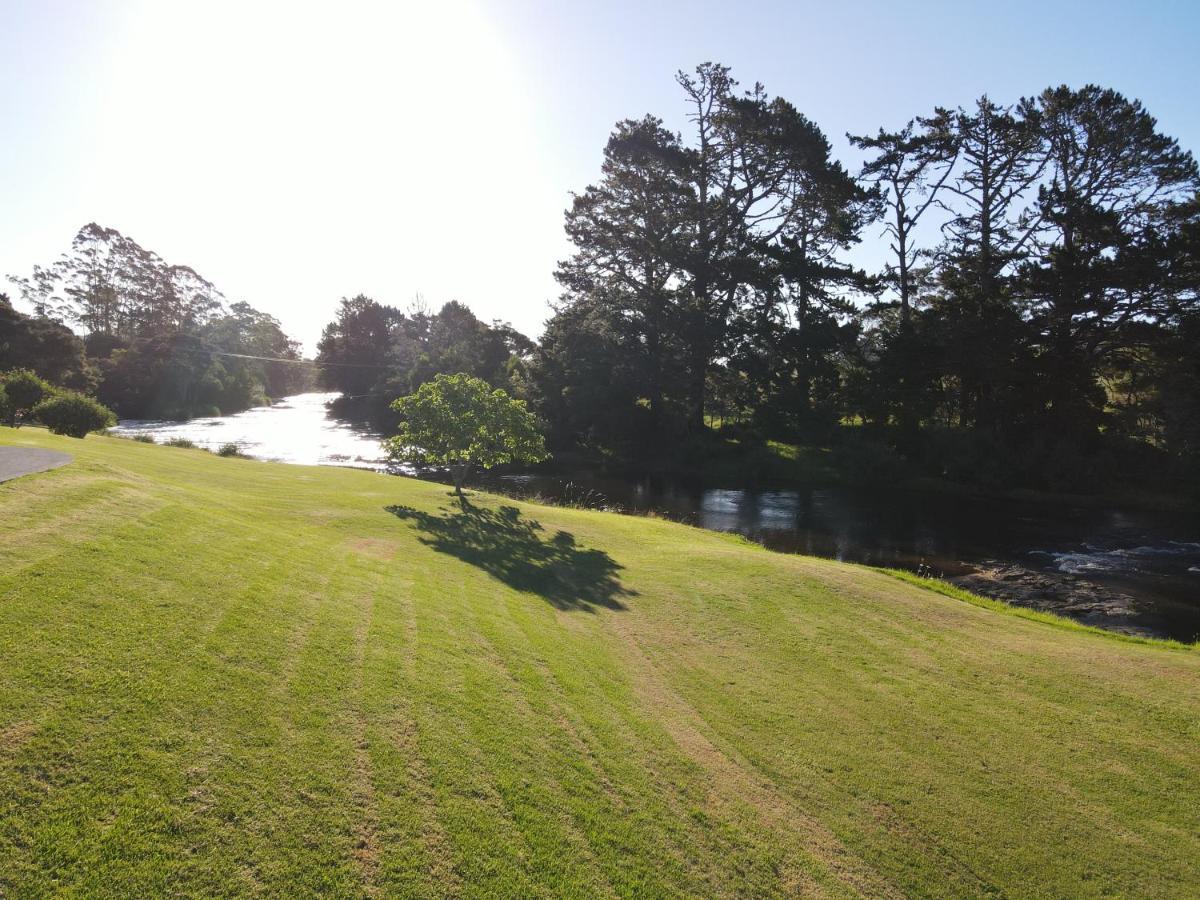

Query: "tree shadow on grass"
left=385, top=500, right=635, bottom=612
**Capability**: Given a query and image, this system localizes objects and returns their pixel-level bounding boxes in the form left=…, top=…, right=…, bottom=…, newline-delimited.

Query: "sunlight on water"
left=111, top=393, right=390, bottom=469
left=1028, top=542, right=1200, bottom=580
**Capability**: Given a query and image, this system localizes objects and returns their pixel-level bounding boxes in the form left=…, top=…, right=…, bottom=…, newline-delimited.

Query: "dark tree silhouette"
left=531, top=65, right=1200, bottom=493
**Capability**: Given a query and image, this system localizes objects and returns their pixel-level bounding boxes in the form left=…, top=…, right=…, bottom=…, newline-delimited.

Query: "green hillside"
left=1, top=428, right=1197, bottom=897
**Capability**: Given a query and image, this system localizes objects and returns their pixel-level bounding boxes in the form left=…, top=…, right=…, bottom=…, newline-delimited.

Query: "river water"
left=114, top=392, right=390, bottom=468
left=114, top=393, right=1200, bottom=641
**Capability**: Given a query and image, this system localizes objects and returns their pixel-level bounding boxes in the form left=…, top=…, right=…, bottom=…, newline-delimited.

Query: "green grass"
left=2, top=427, right=1199, bottom=897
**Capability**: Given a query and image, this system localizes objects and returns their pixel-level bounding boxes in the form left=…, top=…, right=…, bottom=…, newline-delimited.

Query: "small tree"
left=32, top=391, right=116, bottom=438
left=386, top=373, right=547, bottom=498
left=1, top=369, right=51, bottom=427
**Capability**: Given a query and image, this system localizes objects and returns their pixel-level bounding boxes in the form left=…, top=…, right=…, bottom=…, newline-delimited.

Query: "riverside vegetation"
left=7, top=67, right=1199, bottom=499
left=1, top=427, right=1197, bottom=896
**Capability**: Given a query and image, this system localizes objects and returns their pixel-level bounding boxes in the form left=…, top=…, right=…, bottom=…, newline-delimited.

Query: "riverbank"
left=115, top=393, right=1192, bottom=514
left=544, top=435, right=1195, bottom=514
left=2, top=426, right=1199, bottom=895
left=108, top=397, right=1200, bottom=640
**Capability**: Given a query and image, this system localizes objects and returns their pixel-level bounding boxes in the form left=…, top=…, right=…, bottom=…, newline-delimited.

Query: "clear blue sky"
left=3, top=0, right=1198, bottom=352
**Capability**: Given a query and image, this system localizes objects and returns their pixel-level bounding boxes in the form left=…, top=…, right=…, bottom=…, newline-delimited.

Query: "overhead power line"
left=172, top=335, right=399, bottom=369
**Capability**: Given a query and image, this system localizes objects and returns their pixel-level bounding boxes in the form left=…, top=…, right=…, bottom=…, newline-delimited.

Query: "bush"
left=217, top=442, right=245, bottom=457
left=164, top=437, right=199, bottom=449
left=131, top=433, right=156, bottom=444
left=0, top=385, right=11, bottom=425
left=1, top=369, right=51, bottom=426
left=922, top=428, right=1016, bottom=488
left=32, top=391, right=116, bottom=438
left=835, top=435, right=911, bottom=487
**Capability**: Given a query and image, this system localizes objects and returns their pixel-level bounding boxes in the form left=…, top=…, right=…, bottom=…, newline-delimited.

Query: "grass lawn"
left=1, top=427, right=1198, bottom=897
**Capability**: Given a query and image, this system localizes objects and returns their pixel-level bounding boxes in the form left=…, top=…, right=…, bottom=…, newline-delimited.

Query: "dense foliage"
left=0, top=369, right=51, bottom=427
left=31, top=391, right=116, bottom=438
left=530, top=65, right=1200, bottom=492
left=316, top=296, right=533, bottom=429
left=385, top=373, right=547, bottom=495
left=0, top=367, right=116, bottom=437
left=0, top=295, right=94, bottom=390
left=7, top=226, right=312, bottom=419
left=6, top=67, right=1198, bottom=496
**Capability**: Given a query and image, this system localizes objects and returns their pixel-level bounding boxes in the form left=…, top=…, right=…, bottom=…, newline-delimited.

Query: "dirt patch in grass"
left=345, top=537, right=400, bottom=561
left=0, top=721, right=37, bottom=757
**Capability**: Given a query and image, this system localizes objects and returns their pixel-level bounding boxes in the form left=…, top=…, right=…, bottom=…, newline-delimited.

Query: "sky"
left=2, top=0, right=1199, bottom=353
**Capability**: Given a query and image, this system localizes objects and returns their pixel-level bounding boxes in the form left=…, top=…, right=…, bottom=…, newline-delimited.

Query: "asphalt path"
left=0, top=446, right=72, bottom=483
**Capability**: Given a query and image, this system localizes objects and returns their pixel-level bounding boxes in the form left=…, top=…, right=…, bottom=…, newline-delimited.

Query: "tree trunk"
left=646, top=310, right=664, bottom=440
left=690, top=349, right=708, bottom=432
left=452, top=460, right=471, bottom=502
left=895, top=196, right=911, bottom=329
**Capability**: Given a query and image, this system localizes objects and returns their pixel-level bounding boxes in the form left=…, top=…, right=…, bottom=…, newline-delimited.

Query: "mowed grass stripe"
left=618, top=556, right=1200, bottom=895
left=1, top=427, right=1198, bottom=897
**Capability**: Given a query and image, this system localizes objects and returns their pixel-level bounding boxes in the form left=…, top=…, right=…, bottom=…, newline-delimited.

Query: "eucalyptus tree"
left=57, top=224, right=128, bottom=336
left=15, top=224, right=227, bottom=340
left=8, top=264, right=66, bottom=321
left=13, top=222, right=316, bottom=418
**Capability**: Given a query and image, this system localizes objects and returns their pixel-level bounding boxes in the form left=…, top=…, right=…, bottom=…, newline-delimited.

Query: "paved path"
left=0, top=446, right=72, bottom=483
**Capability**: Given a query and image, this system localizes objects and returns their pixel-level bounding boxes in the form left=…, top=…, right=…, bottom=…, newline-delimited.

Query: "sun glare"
left=83, top=0, right=558, bottom=344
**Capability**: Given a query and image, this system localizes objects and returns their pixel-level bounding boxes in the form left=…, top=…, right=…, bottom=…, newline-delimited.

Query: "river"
left=114, top=392, right=1200, bottom=642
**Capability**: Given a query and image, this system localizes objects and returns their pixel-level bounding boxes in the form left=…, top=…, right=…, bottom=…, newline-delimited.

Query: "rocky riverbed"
left=950, top=561, right=1160, bottom=637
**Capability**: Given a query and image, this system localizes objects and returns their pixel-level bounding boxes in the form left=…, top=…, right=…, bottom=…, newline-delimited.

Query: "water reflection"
left=484, top=473, right=1200, bottom=640
left=112, top=392, right=389, bottom=469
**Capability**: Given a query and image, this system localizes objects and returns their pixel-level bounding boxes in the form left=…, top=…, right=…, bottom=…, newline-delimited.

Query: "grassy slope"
left=1, top=428, right=1198, bottom=898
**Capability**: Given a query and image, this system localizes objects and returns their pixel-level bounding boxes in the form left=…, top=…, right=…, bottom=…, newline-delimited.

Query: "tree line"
left=8, top=65, right=1198, bottom=493
left=5, top=224, right=311, bottom=418
left=530, top=65, right=1200, bottom=490
left=317, top=66, right=1198, bottom=491
left=314, top=295, right=533, bottom=429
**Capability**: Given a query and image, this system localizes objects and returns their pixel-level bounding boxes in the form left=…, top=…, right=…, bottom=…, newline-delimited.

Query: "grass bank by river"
left=2, top=427, right=1198, bottom=896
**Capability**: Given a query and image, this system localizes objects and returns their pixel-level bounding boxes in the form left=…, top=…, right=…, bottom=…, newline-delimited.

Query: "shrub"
left=1, top=369, right=51, bottom=426
left=131, top=433, right=156, bottom=443
left=835, top=434, right=911, bottom=487
left=0, top=385, right=11, bottom=425
left=164, top=437, right=199, bottom=449
left=217, top=442, right=245, bottom=457
left=922, top=428, right=1015, bottom=488
left=31, top=391, right=116, bottom=438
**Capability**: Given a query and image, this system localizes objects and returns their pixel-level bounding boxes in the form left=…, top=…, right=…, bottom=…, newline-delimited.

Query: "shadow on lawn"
left=385, top=500, right=635, bottom=612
